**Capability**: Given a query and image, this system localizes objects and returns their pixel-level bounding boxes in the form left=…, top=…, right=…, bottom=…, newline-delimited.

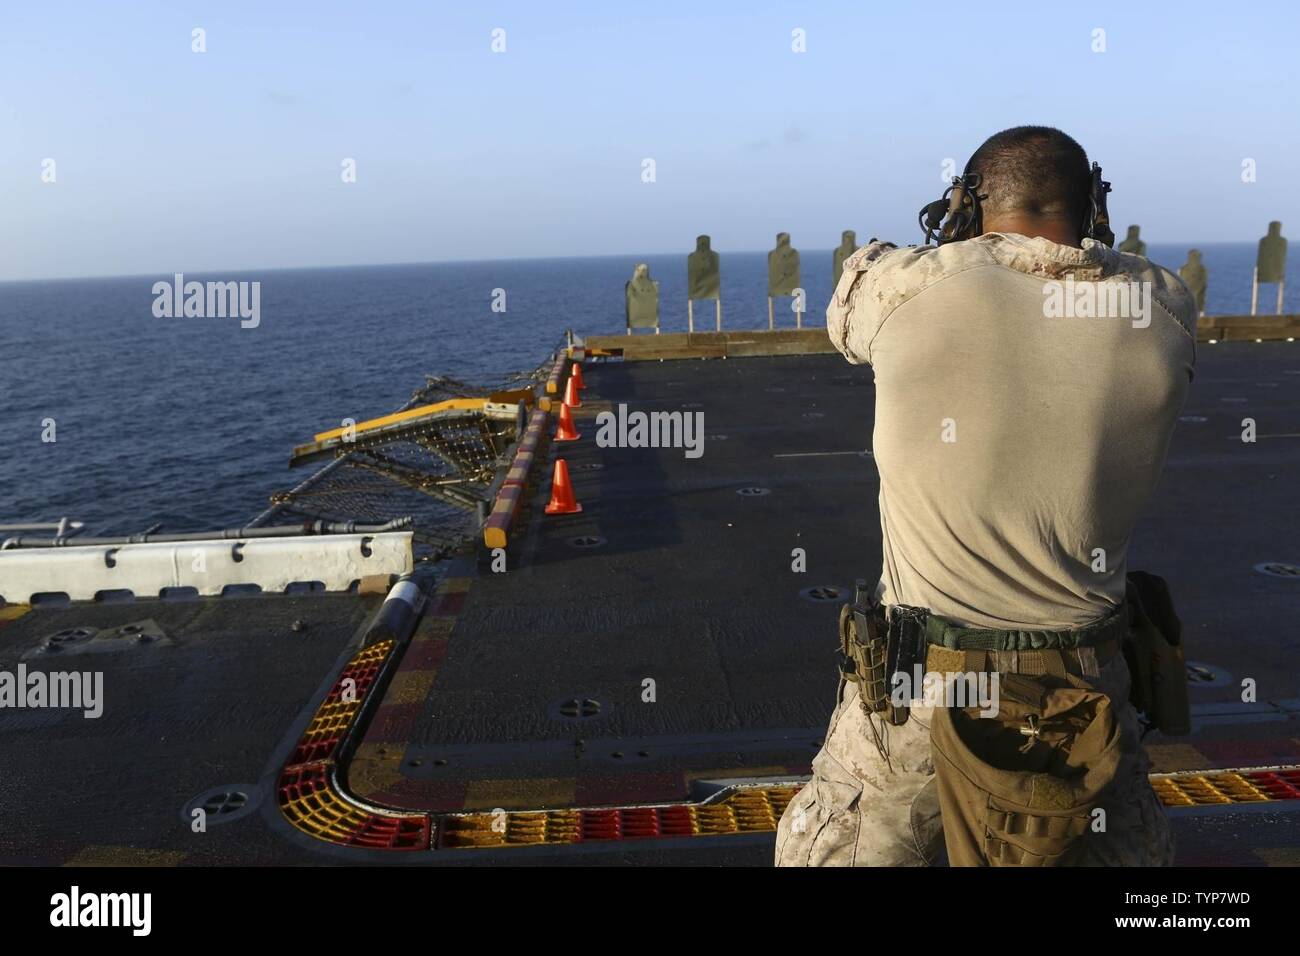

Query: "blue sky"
left=2, top=0, right=1297, bottom=280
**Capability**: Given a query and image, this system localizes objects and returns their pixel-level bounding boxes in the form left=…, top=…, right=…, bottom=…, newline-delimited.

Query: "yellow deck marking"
left=348, top=741, right=407, bottom=796
left=64, top=846, right=186, bottom=867
left=1255, top=847, right=1300, bottom=866
left=384, top=670, right=438, bottom=706
left=1146, top=743, right=1212, bottom=773
left=411, top=619, right=455, bottom=646
left=0, top=605, right=31, bottom=623
left=463, top=777, right=578, bottom=810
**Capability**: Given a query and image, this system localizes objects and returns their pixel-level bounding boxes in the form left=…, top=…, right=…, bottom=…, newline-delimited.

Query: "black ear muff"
left=918, top=173, right=985, bottom=246
left=1084, top=162, right=1114, bottom=247
left=921, top=198, right=949, bottom=236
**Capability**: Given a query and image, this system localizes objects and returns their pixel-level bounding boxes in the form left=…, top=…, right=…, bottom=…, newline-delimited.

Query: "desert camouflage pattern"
left=776, top=650, right=1174, bottom=866
left=784, top=230, right=1192, bottom=865
left=828, top=234, right=1197, bottom=361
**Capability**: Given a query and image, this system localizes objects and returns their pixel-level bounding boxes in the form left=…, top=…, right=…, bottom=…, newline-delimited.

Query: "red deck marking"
left=429, top=592, right=466, bottom=617
left=401, top=636, right=450, bottom=670
left=366, top=702, right=425, bottom=741
left=366, top=778, right=471, bottom=814
left=1193, top=737, right=1300, bottom=768
left=574, top=771, right=689, bottom=808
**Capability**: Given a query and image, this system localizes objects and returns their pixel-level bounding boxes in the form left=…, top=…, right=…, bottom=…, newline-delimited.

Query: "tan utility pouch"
left=930, top=672, right=1122, bottom=866
left=1124, top=571, right=1191, bottom=736
left=837, top=594, right=891, bottom=715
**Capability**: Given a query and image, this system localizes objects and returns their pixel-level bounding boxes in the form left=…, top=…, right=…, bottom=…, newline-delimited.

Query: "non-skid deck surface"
left=0, top=592, right=377, bottom=865
left=358, top=344, right=1300, bottom=863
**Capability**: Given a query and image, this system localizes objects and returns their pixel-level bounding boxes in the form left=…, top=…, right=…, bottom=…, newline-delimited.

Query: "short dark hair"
left=966, top=126, right=1091, bottom=226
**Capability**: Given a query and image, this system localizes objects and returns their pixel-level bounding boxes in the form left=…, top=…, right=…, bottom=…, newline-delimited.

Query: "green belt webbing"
left=921, top=604, right=1129, bottom=651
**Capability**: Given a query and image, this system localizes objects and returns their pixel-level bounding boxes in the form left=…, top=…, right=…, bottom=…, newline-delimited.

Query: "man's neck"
left=981, top=217, right=1082, bottom=248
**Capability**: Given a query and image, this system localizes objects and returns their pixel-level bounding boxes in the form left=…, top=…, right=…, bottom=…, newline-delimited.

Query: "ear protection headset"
left=918, top=161, right=1114, bottom=247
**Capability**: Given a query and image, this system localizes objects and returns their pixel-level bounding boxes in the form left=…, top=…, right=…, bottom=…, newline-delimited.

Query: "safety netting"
left=250, top=356, right=560, bottom=560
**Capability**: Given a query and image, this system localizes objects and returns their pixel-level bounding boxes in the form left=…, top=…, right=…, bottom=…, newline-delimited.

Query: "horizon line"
left=0, top=239, right=1265, bottom=286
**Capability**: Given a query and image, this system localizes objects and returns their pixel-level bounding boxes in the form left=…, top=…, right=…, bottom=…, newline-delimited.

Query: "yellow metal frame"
left=438, top=785, right=799, bottom=849
left=1150, top=770, right=1292, bottom=806
left=312, top=389, right=534, bottom=443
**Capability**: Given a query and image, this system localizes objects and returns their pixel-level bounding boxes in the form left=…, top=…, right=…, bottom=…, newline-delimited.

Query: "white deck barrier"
left=0, top=532, right=413, bottom=604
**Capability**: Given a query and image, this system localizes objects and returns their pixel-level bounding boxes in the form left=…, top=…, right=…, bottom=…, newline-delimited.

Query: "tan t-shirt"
left=828, top=233, right=1197, bottom=629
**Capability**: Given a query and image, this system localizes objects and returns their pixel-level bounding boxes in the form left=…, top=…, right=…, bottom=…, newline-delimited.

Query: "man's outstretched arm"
left=826, top=240, right=899, bottom=364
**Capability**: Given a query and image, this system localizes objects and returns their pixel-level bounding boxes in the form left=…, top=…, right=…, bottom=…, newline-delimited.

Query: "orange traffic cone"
left=544, top=459, right=583, bottom=514
left=563, top=376, right=582, bottom=408
left=554, top=402, right=580, bottom=442
left=571, top=362, right=587, bottom=390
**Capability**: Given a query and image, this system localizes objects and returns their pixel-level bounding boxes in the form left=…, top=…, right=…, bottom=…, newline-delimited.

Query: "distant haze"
left=3, top=0, right=1298, bottom=281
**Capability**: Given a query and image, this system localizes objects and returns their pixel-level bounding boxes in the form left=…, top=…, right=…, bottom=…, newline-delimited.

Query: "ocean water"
left=0, top=242, right=1292, bottom=533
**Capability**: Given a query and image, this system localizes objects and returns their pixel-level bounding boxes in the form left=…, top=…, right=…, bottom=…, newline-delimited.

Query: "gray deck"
left=0, top=593, right=378, bottom=865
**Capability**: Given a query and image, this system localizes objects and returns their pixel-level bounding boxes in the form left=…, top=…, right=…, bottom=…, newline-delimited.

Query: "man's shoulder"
left=1109, top=250, right=1199, bottom=339
left=977, top=233, right=1196, bottom=337
left=897, top=233, right=1197, bottom=338
left=839, top=240, right=997, bottom=319
left=831, top=233, right=1199, bottom=353
left=843, top=239, right=995, bottom=277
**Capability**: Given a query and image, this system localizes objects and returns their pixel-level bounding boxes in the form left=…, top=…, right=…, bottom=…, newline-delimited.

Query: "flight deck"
left=1, top=327, right=1298, bottom=866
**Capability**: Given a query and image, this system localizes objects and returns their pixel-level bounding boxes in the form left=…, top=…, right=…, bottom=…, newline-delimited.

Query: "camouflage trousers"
left=775, top=650, right=1174, bottom=866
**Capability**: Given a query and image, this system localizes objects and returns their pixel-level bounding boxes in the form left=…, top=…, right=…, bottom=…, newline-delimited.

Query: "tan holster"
left=929, top=666, right=1123, bottom=866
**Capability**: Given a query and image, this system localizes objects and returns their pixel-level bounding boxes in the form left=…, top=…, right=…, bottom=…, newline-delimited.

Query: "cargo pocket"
left=775, top=757, right=864, bottom=867
left=805, top=771, right=865, bottom=866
